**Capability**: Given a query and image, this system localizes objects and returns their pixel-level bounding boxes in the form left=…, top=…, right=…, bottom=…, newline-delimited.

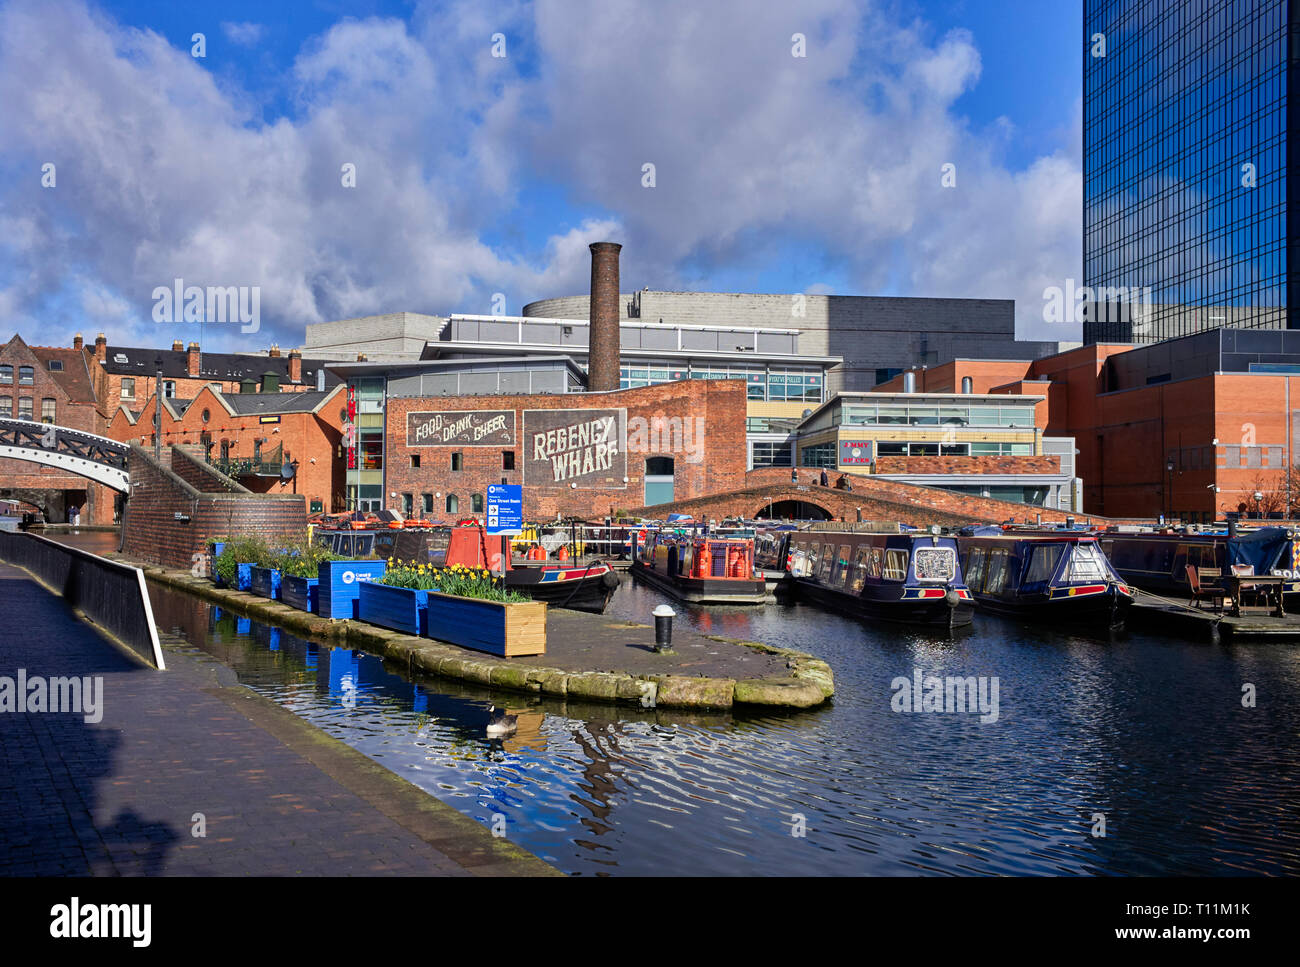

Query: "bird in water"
left=486, top=706, right=518, bottom=737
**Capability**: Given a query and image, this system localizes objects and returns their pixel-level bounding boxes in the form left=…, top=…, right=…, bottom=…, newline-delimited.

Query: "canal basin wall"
left=136, top=562, right=834, bottom=711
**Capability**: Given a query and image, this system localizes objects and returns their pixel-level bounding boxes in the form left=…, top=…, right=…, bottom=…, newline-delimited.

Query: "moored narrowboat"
left=631, top=532, right=769, bottom=604
left=957, top=528, right=1133, bottom=627
left=786, top=530, right=974, bottom=627
left=1099, top=525, right=1300, bottom=600
left=314, top=521, right=619, bottom=613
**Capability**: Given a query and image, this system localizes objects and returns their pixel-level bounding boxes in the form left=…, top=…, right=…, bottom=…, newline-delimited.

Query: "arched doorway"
left=754, top=499, right=832, bottom=521
left=645, top=456, right=674, bottom=505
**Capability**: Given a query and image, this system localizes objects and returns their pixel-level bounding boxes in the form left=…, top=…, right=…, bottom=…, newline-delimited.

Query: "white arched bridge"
left=0, top=418, right=131, bottom=493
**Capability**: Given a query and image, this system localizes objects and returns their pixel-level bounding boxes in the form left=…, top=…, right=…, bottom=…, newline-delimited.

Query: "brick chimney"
left=587, top=241, right=622, bottom=392
left=268, top=344, right=281, bottom=358
left=94, top=333, right=107, bottom=363
left=187, top=342, right=201, bottom=377
left=73, top=333, right=83, bottom=350
left=288, top=348, right=302, bottom=384
left=172, top=339, right=183, bottom=352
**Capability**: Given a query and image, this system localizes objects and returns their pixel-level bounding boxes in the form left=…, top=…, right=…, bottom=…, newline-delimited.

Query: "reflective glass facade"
left=1083, top=0, right=1294, bottom=343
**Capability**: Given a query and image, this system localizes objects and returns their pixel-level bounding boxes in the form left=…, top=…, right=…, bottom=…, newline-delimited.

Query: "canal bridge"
left=0, top=418, right=131, bottom=493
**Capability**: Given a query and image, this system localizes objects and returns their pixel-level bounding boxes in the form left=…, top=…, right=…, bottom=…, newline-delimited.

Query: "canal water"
left=56, top=531, right=1300, bottom=875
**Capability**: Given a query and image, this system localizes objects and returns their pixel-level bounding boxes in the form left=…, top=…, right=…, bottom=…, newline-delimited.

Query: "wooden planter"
left=358, top=582, right=428, bottom=635
left=424, top=592, right=546, bottom=656
left=250, top=566, right=281, bottom=600
left=317, top=560, right=388, bottom=619
left=280, top=574, right=319, bottom=613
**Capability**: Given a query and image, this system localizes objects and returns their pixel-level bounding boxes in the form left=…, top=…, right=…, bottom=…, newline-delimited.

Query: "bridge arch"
left=754, top=497, right=833, bottom=521
left=0, top=418, right=131, bottom=493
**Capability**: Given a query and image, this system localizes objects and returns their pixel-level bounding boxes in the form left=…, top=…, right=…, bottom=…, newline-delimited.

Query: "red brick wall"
left=383, top=380, right=747, bottom=520
left=121, top=446, right=307, bottom=570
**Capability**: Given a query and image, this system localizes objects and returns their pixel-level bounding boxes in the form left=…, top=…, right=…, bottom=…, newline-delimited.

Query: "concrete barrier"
left=0, top=531, right=165, bottom=669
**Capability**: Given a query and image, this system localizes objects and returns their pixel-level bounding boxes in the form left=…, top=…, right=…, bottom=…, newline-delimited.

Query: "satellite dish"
left=280, top=462, right=295, bottom=481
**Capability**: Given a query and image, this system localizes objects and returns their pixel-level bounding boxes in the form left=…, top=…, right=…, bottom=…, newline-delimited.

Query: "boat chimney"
left=587, top=241, right=622, bottom=392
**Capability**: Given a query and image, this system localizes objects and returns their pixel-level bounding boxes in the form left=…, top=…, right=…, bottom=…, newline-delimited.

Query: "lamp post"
left=1165, top=458, right=1175, bottom=519
left=153, top=355, right=163, bottom=460
left=1253, top=490, right=1264, bottom=520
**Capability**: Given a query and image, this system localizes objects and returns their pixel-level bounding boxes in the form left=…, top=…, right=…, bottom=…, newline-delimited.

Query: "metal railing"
left=0, top=531, right=165, bottom=669
left=209, top=442, right=283, bottom=478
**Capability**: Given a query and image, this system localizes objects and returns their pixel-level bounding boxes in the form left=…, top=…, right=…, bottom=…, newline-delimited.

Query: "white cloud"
left=221, top=21, right=264, bottom=46
left=0, top=0, right=1082, bottom=353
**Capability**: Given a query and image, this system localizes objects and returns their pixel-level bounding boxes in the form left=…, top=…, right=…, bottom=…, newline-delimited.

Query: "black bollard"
left=653, top=604, right=675, bottom=652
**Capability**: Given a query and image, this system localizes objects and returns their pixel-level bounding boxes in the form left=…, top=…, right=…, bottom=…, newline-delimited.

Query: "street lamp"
left=1165, top=458, right=1175, bottom=518
left=1253, top=490, right=1264, bottom=519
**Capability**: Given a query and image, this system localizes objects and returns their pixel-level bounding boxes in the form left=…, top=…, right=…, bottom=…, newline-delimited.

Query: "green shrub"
left=214, top=535, right=273, bottom=584
left=273, top=539, right=340, bottom=578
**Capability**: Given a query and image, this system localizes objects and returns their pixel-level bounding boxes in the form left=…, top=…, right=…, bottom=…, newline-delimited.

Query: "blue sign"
left=485, top=484, right=523, bottom=535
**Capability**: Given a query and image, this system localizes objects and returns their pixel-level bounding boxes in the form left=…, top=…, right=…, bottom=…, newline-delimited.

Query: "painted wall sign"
left=523, top=408, right=627, bottom=488
left=840, top=440, right=873, bottom=465
left=407, top=409, right=515, bottom=447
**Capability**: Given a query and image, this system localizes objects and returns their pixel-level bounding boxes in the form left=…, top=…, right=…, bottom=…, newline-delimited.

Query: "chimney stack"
left=94, top=333, right=107, bottom=363
left=288, top=349, right=302, bottom=384
left=269, top=344, right=281, bottom=358
left=587, top=241, right=622, bottom=392
left=73, top=333, right=83, bottom=350
left=172, top=339, right=183, bottom=352
left=187, top=342, right=201, bottom=377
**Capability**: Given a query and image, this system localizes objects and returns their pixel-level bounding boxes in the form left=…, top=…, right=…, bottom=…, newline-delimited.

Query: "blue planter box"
left=209, top=542, right=227, bottom=584
left=281, top=575, right=319, bottom=612
left=424, top=592, right=546, bottom=657
left=250, top=566, right=281, bottom=600
left=317, top=560, right=388, bottom=619
left=358, top=582, right=428, bottom=635
left=234, top=562, right=255, bottom=591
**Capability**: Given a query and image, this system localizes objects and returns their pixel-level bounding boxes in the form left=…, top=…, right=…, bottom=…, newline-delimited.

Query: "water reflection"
left=135, top=571, right=1300, bottom=877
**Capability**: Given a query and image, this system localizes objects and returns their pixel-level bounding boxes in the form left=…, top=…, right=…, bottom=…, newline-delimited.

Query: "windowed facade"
left=17, top=397, right=32, bottom=420
left=120, top=378, right=135, bottom=399
left=0, top=365, right=11, bottom=384
left=344, top=377, right=385, bottom=511
left=446, top=494, right=459, bottom=514
left=1083, top=0, right=1291, bottom=342
left=750, top=440, right=793, bottom=467
left=40, top=398, right=55, bottom=423
left=618, top=362, right=825, bottom=403
left=18, top=366, right=33, bottom=385
left=162, top=380, right=176, bottom=398
left=0, top=397, right=10, bottom=417
left=799, top=442, right=836, bottom=467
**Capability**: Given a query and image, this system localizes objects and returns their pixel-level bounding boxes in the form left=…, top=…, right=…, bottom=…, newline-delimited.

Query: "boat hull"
left=970, top=589, right=1131, bottom=626
left=506, top=564, right=620, bottom=613
left=631, top=560, right=770, bottom=604
left=793, top=577, right=973, bottom=627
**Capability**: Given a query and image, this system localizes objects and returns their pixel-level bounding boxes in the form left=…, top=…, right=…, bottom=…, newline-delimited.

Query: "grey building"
left=522, top=291, right=1060, bottom=393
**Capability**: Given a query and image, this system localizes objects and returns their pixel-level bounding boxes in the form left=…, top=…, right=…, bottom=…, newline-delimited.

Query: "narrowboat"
left=956, top=528, right=1133, bottom=627
left=313, top=520, right=619, bottom=614
left=1098, top=525, right=1300, bottom=600
left=631, top=532, right=770, bottom=604
left=753, top=527, right=799, bottom=594
left=785, top=530, right=974, bottom=627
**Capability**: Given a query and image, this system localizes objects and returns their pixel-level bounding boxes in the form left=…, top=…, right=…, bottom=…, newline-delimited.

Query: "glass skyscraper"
left=1083, top=0, right=1294, bottom=343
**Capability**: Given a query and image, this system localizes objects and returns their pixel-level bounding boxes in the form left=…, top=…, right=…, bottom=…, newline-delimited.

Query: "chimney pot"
left=94, top=333, right=107, bottom=363
left=73, top=333, right=84, bottom=350
left=269, top=344, right=281, bottom=358
left=172, top=339, right=183, bottom=352
left=587, top=241, right=622, bottom=392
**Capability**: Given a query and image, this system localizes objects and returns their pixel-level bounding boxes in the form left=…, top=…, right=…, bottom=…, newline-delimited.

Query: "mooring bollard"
left=653, top=604, right=675, bottom=652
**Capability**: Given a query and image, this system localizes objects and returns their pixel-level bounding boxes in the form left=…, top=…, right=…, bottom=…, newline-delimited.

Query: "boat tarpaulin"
left=1225, top=526, right=1292, bottom=573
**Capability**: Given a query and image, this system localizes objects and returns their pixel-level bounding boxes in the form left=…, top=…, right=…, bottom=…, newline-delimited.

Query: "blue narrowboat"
left=785, top=530, right=974, bottom=627
left=1098, top=525, right=1300, bottom=599
left=957, top=528, right=1133, bottom=626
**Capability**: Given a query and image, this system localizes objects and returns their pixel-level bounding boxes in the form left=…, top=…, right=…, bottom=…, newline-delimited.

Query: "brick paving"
left=0, top=562, right=558, bottom=877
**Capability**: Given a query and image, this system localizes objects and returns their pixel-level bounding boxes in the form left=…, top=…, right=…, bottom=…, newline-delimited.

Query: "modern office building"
left=1083, top=0, right=1293, bottom=343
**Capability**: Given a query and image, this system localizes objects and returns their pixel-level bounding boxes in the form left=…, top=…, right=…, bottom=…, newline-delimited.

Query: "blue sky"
left=0, top=0, right=1085, bottom=351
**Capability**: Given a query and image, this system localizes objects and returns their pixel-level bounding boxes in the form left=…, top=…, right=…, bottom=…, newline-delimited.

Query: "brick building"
left=107, top=384, right=345, bottom=515
left=374, top=377, right=748, bottom=521
left=0, top=334, right=117, bottom=523
left=876, top=329, right=1300, bottom=520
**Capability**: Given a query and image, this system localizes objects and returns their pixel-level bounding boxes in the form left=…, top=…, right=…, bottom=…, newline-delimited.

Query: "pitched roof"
left=98, top=345, right=341, bottom=388
left=222, top=388, right=339, bottom=416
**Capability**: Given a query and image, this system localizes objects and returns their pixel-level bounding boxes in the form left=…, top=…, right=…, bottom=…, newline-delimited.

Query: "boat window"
left=985, top=550, right=1009, bottom=594
left=882, top=549, right=909, bottom=582
left=868, top=546, right=883, bottom=578
left=850, top=549, right=869, bottom=592
left=965, top=548, right=986, bottom=591
left=834, top=544, right=852, bottom=586
left=913, top=546, right=956, bottom=582
left=1066, top=543, right=1109, bottom=582
left=817, top=545, right=836, bottom=582
left=338, top=534, right=354, bottom=557
left=1025, top=544, right=1066, bottom=584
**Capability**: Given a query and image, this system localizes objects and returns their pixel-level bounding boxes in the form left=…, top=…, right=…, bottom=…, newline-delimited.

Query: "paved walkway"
left=0, top=562, right=557, bottom=877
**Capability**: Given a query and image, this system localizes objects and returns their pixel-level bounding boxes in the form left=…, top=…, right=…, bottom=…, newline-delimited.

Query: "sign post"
left=486, top=484, right=524, bottom=578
